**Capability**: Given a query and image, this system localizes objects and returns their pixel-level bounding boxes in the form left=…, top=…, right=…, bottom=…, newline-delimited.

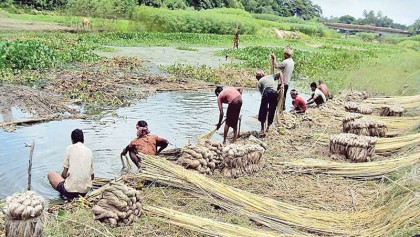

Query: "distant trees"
left=338, top=15, right=355, bottom=24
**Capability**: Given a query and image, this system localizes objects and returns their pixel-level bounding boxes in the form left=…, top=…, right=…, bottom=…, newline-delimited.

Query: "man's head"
left=255, top=70, right=265, bottom=80
left=319, top=80, right=324, bottom=85
left=71, top=129, right=84, bottom=144
left=310, top=82, right=317, bottom=91
left=284, top=46, right=293, bottom=59
left=136, top=120, right=150, bottom=137
left=290, top=89, right=298, bottom=99
left=215, top=86, right=223, bottom=96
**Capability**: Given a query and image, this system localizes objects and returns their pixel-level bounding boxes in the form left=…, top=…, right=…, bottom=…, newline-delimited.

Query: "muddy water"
left=0, top=90, right=308, bottom=199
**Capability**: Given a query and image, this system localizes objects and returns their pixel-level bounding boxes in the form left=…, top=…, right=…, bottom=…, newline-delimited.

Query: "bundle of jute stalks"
left=220, top=143, right=265, bottom=178
left=342, top=113, right=363, bottom=132
left=92, top=182, right=142, bottom=227
left=344, top=118, right=387, bottom=137
left=379, top=105, right=404, bottom=117
left=343, top=90, right=369, bottom=102
left=344, top=102, right=373, bottom=114
left=330, top=133, right=377, bottom=162
left=176, top=142, right=222, bottom=175
left=3, top=191, right=45, bottom=237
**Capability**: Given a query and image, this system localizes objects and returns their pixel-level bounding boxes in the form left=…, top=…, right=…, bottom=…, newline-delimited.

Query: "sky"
left=311, top=0, right=419, bottom=26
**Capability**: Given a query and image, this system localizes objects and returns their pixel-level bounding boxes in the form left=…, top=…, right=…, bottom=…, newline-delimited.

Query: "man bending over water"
left=121, top=120, right=169, bottom=169
left=48, top=129, right=94, bottom=200
left=215, top=86, right=243, bottom=144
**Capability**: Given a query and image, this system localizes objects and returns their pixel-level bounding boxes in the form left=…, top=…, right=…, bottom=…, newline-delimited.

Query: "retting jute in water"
left=330, top=133, right=377, bottom=162
left=344, top=102, right=373, bottom=114
left=220, top=143, right=265, bottom=178
left=176, top=139, right=223, bottom=175
left=343, top=116, right=387, bottom=137
left=92, top=182, right=142, bottom=228
left=3, top=191, right=45, bottom=237
left=379, top=105, right=404, bottom=117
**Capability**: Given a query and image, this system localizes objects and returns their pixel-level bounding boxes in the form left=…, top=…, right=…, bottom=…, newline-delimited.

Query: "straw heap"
left=379, top=105, right=404, bottom=117
left=344, top=118, right=387, bottom=137
left=176, top=143, right=222, bottom=175
left=330, top=133, right=377, bottom=162
left=342, top=113, right=363, bottom=131
left=141, top=155, right=366, bottom=235
left=145, top=206, right=285, bottom=237
left=3, top=191, right=45, bottom=237
left=277, top=152, right=420, bottom=179
left=220, top=143, right=265, bottom=178
left=92, top=182, right=142, bottom=227
left=344, top=102, right=373, bottom=114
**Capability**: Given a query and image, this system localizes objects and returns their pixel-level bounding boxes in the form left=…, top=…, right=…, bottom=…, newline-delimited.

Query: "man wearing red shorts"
left=215, top=86, right=243, bottom=145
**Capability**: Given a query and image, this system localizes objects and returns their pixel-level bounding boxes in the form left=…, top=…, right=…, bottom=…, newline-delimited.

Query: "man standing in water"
left=271, top=46, right=295, bottom=110
left=48, top=129, right=94, bottom=200
left=256, top=70, right=284, bottom=134
left=120, top=120, right=169, bottom=169
left=233, top=26, right=240, bottom=49
left=215, top=86, right=243, bottom=144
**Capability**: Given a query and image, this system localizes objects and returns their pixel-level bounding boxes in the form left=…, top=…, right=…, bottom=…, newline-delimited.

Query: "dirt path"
left=0, top=15, right=72, bottom=32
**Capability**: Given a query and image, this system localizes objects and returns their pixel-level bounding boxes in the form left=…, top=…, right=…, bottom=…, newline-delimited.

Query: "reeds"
left=145, top=206, right=286, bottom=237
left=376, top=133, right=420, bottom=152
left=140, top=155, right=367, bottom=235
left=276, top=152, right=420, bottom=179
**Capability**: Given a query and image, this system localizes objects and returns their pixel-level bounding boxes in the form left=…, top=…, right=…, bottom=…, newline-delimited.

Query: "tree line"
left=1, top=0, right=323, bottom=20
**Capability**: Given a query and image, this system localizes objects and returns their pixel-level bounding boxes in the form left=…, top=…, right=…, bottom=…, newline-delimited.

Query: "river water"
left=0, top=89, right=308, bottom=199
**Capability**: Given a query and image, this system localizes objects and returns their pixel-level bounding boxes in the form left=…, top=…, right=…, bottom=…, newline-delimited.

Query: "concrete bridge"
left=323, top=22, right=410, bottom=35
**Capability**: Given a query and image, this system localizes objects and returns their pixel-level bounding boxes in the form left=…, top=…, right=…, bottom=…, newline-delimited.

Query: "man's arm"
left=276, top=72, right=284, bottom=91
left=61, top=167, right=69, bottom=179
left=236, top=87, right=243, bottom=95
left=216, top=98, right=224, bottom=129
left=156, top=137, right=169, bottom=154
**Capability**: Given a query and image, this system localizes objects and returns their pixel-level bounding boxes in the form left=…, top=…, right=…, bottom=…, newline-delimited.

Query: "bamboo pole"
left=25, top=140, right=35, bottom=191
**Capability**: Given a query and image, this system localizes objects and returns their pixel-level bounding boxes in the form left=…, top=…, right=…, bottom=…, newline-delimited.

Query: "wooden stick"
left=26, top=140, right=35, bottom=191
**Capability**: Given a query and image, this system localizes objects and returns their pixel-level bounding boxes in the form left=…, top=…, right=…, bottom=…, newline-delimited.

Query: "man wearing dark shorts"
left=47, top=129, right=94, bottom=200
left=256, top=70, right=284, bottom=134
left=215, top=86, right=243, bottom=144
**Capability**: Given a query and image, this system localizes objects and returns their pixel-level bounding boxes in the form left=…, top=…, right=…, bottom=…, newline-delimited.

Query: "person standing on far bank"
left=271, top=46, right=295, bottom=110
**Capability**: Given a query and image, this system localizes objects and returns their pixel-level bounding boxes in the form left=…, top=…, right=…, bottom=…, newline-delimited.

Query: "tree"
left=338, top=15, right=355, bottom=24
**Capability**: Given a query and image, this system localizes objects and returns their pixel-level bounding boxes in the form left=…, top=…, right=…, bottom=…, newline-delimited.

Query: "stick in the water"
left=25, top=140, right=35, bottom=191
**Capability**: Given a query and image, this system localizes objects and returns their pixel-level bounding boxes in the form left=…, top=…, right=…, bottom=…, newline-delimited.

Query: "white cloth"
left=63, top=142, right=93, bottom=193
left=314, top=88, right=327, bottom=103
left=276, top=57, right=294, bottom=85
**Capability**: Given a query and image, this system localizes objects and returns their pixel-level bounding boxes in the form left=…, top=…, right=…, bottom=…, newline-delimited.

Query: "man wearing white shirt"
left=307, top=82, right=327, bottom=106
left=271, top=46, right=295, bottom=110
left=48, top=129, right=94, bottom=199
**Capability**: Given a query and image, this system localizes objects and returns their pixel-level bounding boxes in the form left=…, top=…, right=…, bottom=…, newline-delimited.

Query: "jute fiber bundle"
left=342, top=113, right=363, bottom=132
left=344, top=102, right=373, bottom=114
left=376, top=133, right=420, bottom=152
left=379, top=105, right=404, bottom=117
left=365, top=94, right=420, bottom=104
left=345, top=118, right=387, bottom=137
left=343, top=90, right=369, bottom=102
left=92, top=182, right=142, bottom=227
left=220, top=143, right=265, bottom=178
left=330, top=133, right=377, bottom=162
left=3, top=191, right=45, bottom=237
left=141, top=155, right=367, bottom=235
left=145, top=206, right=285, bottom=237
left=176, top=140, right=223, bottom=175
left=276, top=152, right=420, bottom=179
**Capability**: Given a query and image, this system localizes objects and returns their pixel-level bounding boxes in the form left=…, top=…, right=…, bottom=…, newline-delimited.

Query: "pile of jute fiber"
left=344, top=102, right=373, bottom=114
left=220, top=143, right=265, bottom=178
left=92, top=182, right=142, bottom=227
left=3, top=191, right=45, bottom=237
left=344, top=118, right=387, bottom=137
left=343, top=90, right=369, bottom=102
left=176, top=141, right=222, bottom=175
left=342, top=113, right=363, bottom=131
left=379, top=105, right=404, bottom=117
left=330, top=133, right=377, bottom=162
